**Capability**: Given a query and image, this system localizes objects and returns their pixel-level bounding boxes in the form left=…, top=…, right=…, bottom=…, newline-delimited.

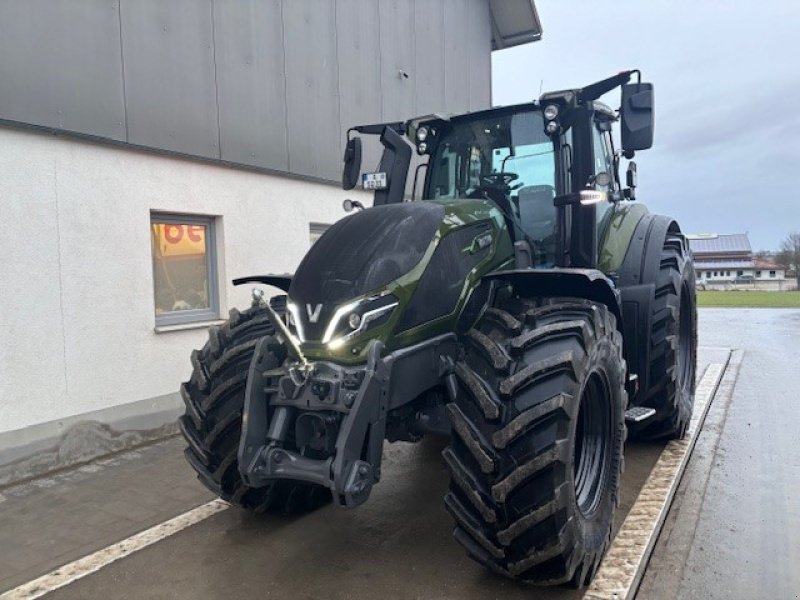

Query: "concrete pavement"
left=0, top=440, right=212, bottom=593
left=639, top=309, right=800, bottom=599
left=0, top=353, right=719, bottom=600
left=3, top=308, right=798, bottom=599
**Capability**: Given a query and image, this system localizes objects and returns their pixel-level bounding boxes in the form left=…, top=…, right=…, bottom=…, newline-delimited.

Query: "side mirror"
left=621, top=82, right=654, bottom=152
left=342, top=136, right=362, bottom=190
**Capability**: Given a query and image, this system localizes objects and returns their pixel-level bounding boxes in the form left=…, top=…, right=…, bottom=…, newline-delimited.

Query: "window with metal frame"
left=591, top=122, right=615, bottom=187
left=150, top=213, right=220, bottom=327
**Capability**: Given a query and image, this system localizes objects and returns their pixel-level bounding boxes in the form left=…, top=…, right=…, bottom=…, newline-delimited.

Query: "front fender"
left=483, top=268, right=622, bottom=327
left=232, top=274, right=292, bottom=292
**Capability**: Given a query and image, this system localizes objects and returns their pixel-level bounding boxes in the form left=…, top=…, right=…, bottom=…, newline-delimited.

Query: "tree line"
left=775, top=232, right=800, bottom=287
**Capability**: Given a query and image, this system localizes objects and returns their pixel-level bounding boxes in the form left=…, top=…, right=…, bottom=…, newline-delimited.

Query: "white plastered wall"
left=0, top=127, right=365, bottom=439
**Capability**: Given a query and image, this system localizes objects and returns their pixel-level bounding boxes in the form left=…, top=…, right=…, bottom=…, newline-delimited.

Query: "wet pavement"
left=0, top=432, right=669, bottom=600
left=0, top=441, right=213, bottom=593
left=2, top=309, right=798, bottom=599
left=640, top=309, right=800, bottom=599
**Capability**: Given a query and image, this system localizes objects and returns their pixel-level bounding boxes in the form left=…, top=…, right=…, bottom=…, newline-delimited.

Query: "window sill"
left=154, top=319, right=226, bottom=334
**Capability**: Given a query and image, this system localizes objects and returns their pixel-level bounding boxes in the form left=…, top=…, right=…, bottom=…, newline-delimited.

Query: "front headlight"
left=323, top=294, right=399, bottom=349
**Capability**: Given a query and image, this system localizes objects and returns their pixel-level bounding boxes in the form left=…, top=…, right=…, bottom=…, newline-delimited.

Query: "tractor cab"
left=412, top=106, right=560, bottom=266
left=343, top=70, right=655, bottom=271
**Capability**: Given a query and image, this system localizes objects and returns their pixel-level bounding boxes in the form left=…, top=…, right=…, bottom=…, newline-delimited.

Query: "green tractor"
left=179, top=71, right=696, bottom=587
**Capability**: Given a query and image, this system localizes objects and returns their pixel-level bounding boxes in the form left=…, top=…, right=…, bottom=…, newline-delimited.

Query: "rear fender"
left=598, top=203, right=650, bottom=274
left=615, top=214, right=680, bottom=404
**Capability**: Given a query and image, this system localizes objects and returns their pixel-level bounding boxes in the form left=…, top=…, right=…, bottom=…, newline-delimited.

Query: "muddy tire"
left=179, top=303, right=331, bottom=513
left=443, top=297, right=626, bottom=586
left=633, top=232, right=697, bottom=440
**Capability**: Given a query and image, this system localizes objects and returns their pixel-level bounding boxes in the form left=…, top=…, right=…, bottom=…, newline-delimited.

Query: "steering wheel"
left=480, top=172, right=519, bottom=188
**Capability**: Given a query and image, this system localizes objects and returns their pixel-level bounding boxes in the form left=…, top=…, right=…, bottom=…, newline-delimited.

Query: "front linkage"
left=239, top=325, right=458, bottom=508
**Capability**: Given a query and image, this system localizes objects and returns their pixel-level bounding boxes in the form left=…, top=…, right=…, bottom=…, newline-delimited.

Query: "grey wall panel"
left=283, top=1, right=341, bottom=180
left=120, top=0, right=219, bottom=157
left=336, top=0, right=383, bottom=174
left=0, top=0, right=126, bottom=140
left=467, top=0, right=492, bottom=111
left=336, top=0, right=382, bottom=132
left=1, top=0, right=497, bottom=184
left=213, top=0, right=288, bottom=171
left=413, top=0, right=446, bottom=116
left=443, top=0, right=471, bottom=115
left=379, top=0, right=416, bottom=122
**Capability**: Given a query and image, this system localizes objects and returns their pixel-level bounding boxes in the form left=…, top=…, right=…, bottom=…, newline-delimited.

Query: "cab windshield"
left=424, top=109, right=558, bottom=262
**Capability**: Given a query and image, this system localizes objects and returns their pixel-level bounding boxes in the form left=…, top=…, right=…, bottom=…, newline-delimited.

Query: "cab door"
left=591, top=117, right=617, bottom=244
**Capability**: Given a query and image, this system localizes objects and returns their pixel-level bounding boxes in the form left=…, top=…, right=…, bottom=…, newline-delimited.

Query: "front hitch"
left=238, top=339, right=390, bottom=508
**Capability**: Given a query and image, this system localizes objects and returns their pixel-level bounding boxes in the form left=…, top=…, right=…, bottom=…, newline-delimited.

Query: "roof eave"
left=490, top=0, right=543, bottom=51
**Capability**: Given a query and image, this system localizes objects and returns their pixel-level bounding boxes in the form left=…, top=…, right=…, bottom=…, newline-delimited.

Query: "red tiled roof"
left=753, top=260, right=782, bottom=269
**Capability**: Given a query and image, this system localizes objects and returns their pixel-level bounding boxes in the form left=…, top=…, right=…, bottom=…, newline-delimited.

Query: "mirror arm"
left=578, top=70, right=635, bottom=104
left=374, top=126, right=412, bottom=206
left=354, top=121, right=405, bottom=136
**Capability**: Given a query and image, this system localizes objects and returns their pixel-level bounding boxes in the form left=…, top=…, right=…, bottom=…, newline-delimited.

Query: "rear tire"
left=179, top=304, right=331, bottom=513
left=443, top=297, right=626, bottom=586
left=633, top=231, right=697, bottom=440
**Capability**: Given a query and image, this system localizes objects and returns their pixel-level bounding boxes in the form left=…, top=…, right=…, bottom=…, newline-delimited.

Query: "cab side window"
left=591, top=121, right=615, bottom=233
left=591, top=122, right=614, bottom=190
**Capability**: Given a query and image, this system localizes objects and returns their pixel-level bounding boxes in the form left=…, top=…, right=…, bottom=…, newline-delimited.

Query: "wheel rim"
left=573, top=370, right=613, bottom=518
left=677, top=284, right=694, bottom=391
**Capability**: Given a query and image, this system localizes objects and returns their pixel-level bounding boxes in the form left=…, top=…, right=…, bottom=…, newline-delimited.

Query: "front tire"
left=443, top=297, right=626, bottom=586
left=179, top=304, right=331, bottom=513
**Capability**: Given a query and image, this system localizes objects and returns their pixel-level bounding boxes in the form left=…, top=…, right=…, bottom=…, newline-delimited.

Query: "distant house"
left=687, top=233, right=786, bottom=283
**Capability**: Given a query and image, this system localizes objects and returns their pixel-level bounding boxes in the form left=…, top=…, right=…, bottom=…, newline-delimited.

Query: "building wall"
left=696, top=268, right=785, bottom=281
left=0, top=126, right=367, bottom=437
left=0, top=0, right=493, bottom=182
left=698, top=280, right=797, bottom=291
left=0, top=0, right=517, bottom=470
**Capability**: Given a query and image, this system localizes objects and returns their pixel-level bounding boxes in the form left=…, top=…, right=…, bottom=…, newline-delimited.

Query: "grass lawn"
left=697, top=290, right=800, bottom=308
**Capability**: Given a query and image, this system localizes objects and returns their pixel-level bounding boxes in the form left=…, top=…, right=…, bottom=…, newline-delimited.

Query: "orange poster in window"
left=151, top=224, right=206, bottom=258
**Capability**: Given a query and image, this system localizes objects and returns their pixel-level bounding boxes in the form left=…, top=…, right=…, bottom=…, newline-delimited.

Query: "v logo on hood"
left=306, top=303, right=323, bottom=323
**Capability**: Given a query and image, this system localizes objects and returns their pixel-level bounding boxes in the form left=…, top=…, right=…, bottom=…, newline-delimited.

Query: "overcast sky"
left=492, top=1, right=800, bottom=251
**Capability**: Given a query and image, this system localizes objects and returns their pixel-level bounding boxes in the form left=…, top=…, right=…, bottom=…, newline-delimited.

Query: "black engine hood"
left=288, top=202, right=444, bottom=341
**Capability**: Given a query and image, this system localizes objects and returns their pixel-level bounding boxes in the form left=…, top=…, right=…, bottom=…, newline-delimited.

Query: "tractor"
left=179, top=70, right=697, bottom=587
